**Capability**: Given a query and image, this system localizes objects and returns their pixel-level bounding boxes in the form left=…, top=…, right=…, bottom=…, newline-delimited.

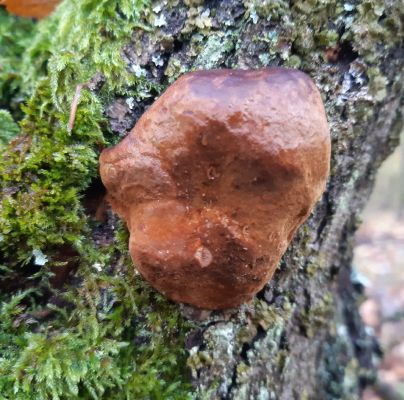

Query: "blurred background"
left=356, top=132, right=404, bottom=400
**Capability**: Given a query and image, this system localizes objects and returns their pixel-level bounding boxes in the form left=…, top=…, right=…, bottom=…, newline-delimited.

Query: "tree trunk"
left=0, top=1, right=403, bottom=399
left=399, top=132, right=404, bottom=219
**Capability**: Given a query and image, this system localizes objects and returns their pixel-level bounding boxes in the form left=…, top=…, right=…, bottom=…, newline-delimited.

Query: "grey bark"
left=399, top=133, right=404, bottom=218
left=107, top=1, right=404, bottom=398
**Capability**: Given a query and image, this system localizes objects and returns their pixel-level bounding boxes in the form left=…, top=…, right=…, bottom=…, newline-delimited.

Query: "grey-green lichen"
left=193, top=32, right=236, bottom=69
left=186, top=299, right=293, bottom=399
left=300, top=294, right=334, bottom=338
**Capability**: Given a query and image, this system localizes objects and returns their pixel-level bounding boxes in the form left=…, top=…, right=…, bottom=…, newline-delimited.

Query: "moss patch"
left=0, top=110, right=19, bottom=146
left=0, top=8, right=36, bottom=113
left=0, top=1, right=194, bottom=398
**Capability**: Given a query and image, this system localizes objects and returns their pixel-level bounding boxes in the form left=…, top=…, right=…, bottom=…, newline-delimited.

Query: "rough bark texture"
left=113, top=1, right=403, bottom=398
left=0, top=1, right=403, bottom=399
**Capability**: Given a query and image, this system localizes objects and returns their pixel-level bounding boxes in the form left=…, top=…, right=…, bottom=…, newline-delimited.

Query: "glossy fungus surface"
left=1, top=0, right=59, bottom=18
left=100, top=68, right=331, bottom=309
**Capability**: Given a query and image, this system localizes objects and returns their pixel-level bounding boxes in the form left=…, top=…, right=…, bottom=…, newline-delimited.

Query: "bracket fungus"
left=100, top=68, right=331, bottom=310
left=0, top=0, right=60, bottom=19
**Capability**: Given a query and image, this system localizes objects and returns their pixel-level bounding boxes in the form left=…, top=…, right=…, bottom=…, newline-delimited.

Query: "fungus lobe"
left=0, top=0, right=59, bottom=19
left=100, top=68, right=331, bottom=310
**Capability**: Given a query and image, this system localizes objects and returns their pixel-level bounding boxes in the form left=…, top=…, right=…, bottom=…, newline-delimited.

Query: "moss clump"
left=0, top=1, right=194, bottom=398
left=0, top=110, right=20, bottom=146
left=0, top=0, right=163, bottom=264
left=0, top=80, right=104, bottom=263
left=0, top=8, right=36, bottom=113
left=0, top=242, right=193, bottom=399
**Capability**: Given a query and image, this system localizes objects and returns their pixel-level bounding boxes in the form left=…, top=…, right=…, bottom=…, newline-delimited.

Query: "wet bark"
left=105, top=1, right=404, bottom=398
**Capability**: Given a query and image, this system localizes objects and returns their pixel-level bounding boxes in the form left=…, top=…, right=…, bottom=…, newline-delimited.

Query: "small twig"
left=67, top=82, right=89, bottom=133
left=67, top=72, right=105, bottom=133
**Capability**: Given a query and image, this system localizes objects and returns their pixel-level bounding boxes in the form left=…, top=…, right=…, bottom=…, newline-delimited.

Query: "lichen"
left=300, top=294, right=334, bottom=338
left=182, top=5, right=213, bottom=34
left=193, top=33, right=235, bottom=69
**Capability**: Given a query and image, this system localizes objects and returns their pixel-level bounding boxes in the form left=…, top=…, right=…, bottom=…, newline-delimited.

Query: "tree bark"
left=1, top=1, right=403, bottom=399
left=118, top=1, right=403, bottom=399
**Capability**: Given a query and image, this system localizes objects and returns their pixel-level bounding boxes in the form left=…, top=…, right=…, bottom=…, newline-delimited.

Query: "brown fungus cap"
left=0, top=0, right=59, bottom=19
left=100, top=68, right=331, bottom=310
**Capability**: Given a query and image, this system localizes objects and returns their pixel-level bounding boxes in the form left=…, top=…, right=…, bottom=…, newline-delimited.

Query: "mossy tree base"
left=0, top=0, right=403, bottom=399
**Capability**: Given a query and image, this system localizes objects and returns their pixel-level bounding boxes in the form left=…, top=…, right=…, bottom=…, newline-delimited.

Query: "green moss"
left=21, top=0, right=153, bottom=100
left=0, top=8, right=37, bottom=113
left=0, top=110, right=20, bottom=146
left=0, top=1, right=194, bottom=398
left=0, top=0, right=164, bottom=263
left=0, top=80, right=102, bottom=263
left=0, top=219, right=193, bottom=398
left=306, top=262, right=320, bottom=276
left=0, top=249, right=193, bottom=399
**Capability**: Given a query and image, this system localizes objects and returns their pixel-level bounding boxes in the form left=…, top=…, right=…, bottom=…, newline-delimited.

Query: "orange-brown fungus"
left=0, top=0, right=59, bottom=19
left=100, top=68, right=331, bottom=310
